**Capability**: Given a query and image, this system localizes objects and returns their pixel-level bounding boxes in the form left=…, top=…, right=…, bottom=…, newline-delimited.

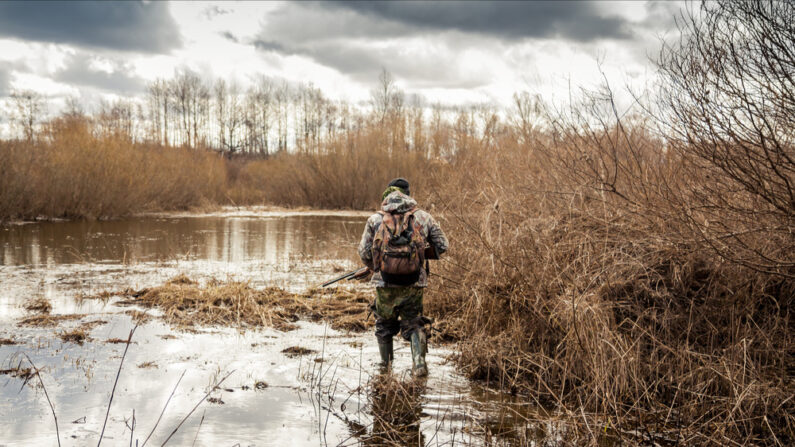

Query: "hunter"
left=358, top=178, right=448, bottom=376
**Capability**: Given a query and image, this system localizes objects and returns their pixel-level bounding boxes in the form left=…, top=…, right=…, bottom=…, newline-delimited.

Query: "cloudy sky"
left=0, top=1, right=683, bottom=111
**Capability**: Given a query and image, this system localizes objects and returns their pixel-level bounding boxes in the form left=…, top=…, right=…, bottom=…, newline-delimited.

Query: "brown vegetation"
left=345, top=374, right=427, bottom=447
left=23, top=296, right=52, bottom=314
left=18, top=314, right=84, bottom=327
left=0, top=366, right=34, bottom=382
left=281, top=346, right=317, bottom=358
left=112, top=277, right=372, bottom=332
left=0, top=115, right=226, bottom=221
left=420, top=4, right=794, bottom=444
left=59, top=329, right=88, bottom=345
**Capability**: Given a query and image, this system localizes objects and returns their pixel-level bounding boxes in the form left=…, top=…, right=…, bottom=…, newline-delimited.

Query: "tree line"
left=2, top=68, right=509, bottom=160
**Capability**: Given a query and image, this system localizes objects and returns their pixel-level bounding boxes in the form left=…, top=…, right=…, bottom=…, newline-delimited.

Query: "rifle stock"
left=320, top=267, right=370, bottom=288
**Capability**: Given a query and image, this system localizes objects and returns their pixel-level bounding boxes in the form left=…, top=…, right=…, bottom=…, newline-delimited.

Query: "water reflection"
left=0, top=215, right=366, bottom=266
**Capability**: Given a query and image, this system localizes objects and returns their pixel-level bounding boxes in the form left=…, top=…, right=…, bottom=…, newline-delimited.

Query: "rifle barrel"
left=320, top=271, right=356, bottom=288
left=320, top=267, right=369, bottom=288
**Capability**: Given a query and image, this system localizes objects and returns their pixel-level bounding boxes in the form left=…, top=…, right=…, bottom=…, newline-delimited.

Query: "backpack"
left=372, top=209, right=426, bottom=285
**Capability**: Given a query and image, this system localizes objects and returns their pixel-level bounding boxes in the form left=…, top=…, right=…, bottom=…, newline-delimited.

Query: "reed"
left=422, top=109, right=794, bottom=444
left=0, top=115, right=227, bottom=221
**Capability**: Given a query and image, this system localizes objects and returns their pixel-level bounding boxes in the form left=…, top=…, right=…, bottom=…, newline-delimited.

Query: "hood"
left=381, top=191, right=417, bottom=214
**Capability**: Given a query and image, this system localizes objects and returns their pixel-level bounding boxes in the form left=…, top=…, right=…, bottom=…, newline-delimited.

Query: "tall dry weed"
left=0, top=115, right=227, bottom=221
left=229, top=118, right=435, bottom=209
left=423, top=105, right=793, bottom=444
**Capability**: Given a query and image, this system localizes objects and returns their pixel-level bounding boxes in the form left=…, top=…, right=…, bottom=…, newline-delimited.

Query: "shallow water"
left=0, top=209, right=552, bottom=446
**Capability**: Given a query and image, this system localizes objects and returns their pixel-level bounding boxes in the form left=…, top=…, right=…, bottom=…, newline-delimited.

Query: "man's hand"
left=352, top=267, right=372, bottom=281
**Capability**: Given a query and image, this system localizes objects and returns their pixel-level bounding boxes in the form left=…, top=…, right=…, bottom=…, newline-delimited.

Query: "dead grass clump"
left=0, top=338, right=18, bottom=345
left=24, top=296, right=52, bottom=314
left=166, top=274, right=195, bottom=286
left=60, top=329, right=88, bottom=345
left=137, top=361, right=157, bottom=369
left=350, top=374, right=426, bottom=446
left=114, top=276, right=372, bottom=332
left=78, top=320, right=107, bottom=331
left=106, top=338, right=133, bottom=344
left=18, top=314, right=83, bottom=327
left=281, top=346, right=316, bottom=358
left=0, top=366, right=34, bottom=382
left=124, top=310, right=151, bottom=324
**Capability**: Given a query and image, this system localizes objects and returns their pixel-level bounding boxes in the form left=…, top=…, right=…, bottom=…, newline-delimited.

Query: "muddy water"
left=0, top=209, right=553, bottom=446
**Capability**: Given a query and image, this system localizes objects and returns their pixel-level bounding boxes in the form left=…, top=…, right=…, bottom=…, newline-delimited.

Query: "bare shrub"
left=422, top=46, right=794, bottom=441
left=0, top=115, right=227, bottom=221
left=231, top=118, right=435, bottom=209
left=657, top=1, right=795, bottom=276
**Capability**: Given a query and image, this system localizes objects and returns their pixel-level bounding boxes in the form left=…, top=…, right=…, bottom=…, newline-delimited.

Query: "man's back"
left=358, top=191, right=448, bottom=288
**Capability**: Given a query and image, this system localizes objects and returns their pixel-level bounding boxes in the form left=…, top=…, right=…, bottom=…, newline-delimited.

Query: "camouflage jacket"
left=358, top=191, right=449, bottom=288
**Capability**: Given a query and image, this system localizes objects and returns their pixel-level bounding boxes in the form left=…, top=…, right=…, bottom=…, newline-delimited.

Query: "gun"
left=320, top=267, right=370, bottom=288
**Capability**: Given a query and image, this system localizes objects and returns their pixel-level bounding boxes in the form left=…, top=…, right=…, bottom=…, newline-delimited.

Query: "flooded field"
left=0, top=209, right=559, bottom=446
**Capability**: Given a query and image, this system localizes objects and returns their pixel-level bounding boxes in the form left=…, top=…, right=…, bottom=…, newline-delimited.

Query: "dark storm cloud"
left=0, top=1, right=181, bottom=53
left=323, top=1, right=633, bottom=42
left=255, top=3, right=497, bottom=87
left=253, top=1, right=642, bottom=88
left=54, top=54, right=146, bottom=94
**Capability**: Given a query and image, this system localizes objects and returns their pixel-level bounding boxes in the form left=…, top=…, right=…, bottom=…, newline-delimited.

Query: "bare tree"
left=372, top=68, right=398, bottom=123
left=10, top=89, right=46, bottom=142
left=245, top=76, right=274, bottom=156
left=97, top=99, right=136, bottom=140
left=658, top=1, right=795, bottom=275
left=147, top=79, right=169, bottom=146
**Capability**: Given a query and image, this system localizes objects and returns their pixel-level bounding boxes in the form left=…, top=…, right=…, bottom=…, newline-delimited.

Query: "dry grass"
left=59, top=328, right=88, bottom=345
left=281, top=346, right=316, bottom=358
left=346, top=374, right=427, bottom=446
left=112, top=276, right=372, bottom=332
left=18, top=314, right=84, bottom=327
left=0, top=366, right=34, bottom=382
left=0, top=113, right=434, bottom=221
left=422, top=114, right=794, bottom=444
left=229, top=125, right=434, bottom=210
left=0, top=116, right=227, bottom=221
left=23, top=296, right=52, bottom=314
left=0, top=338, right=18, bottom=345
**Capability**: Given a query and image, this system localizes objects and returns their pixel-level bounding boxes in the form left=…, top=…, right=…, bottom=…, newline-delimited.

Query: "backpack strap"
left=397, top=209, right=417, bottom=235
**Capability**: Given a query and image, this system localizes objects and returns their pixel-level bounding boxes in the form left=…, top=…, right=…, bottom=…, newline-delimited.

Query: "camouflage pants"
left=373, top=287, right=427, bottom=342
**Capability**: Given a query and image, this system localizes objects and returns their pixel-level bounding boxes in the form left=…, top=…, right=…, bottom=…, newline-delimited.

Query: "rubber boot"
left=410, top=330, right=428, bottom=377
left=378, top=338, right=393, bottom=369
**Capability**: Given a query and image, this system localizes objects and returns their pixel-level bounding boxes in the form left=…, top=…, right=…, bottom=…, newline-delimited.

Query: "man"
left=358, top=178, right=448, bottom=376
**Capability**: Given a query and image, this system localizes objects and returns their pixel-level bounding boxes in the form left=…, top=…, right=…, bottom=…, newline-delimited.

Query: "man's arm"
left=423, top=213, right=448, bottom=256
left=358, top=214, right=380, bottom=270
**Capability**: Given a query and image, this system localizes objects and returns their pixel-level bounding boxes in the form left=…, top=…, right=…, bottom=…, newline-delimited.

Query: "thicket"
left=425, top=3, right=793, bottom=445
left=0, top=115, right=226, bottom=220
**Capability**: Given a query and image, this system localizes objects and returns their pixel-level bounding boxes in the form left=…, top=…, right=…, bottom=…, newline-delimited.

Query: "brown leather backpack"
left=372, top=209, right=426, bottom=285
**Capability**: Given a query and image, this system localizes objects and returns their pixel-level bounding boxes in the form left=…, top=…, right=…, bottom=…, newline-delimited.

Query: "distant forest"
left=2, top=68, right=489, bottom=158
